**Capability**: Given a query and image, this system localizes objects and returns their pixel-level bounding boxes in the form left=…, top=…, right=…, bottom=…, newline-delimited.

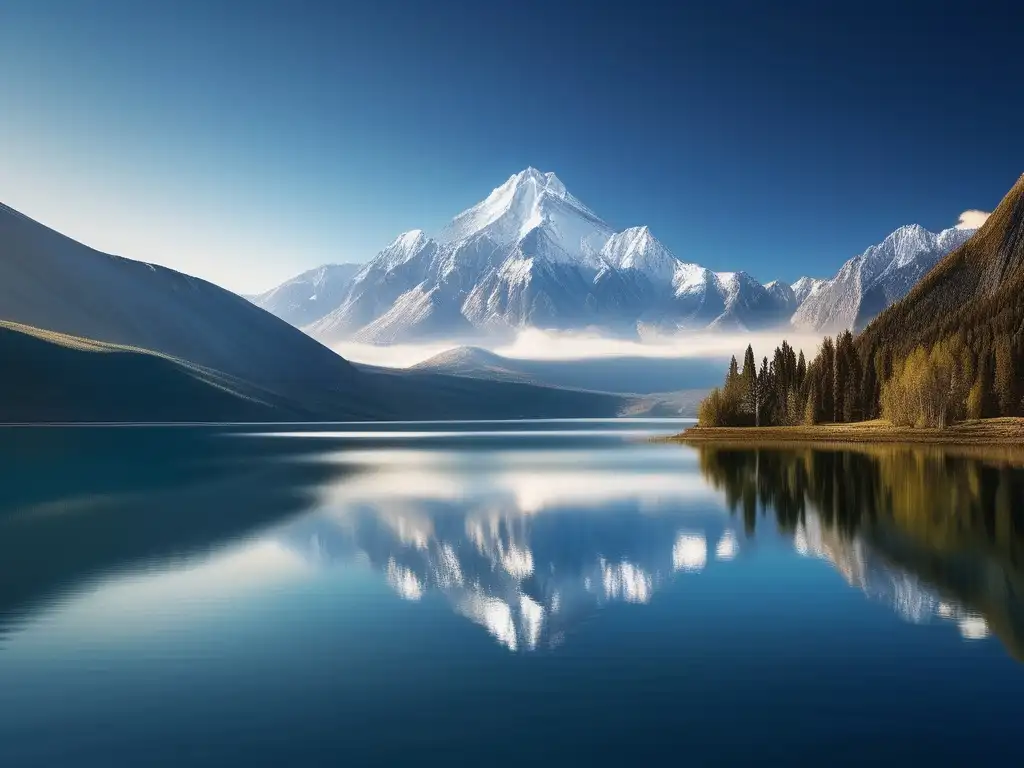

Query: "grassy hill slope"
left=0, top=321, right=315, bottom=422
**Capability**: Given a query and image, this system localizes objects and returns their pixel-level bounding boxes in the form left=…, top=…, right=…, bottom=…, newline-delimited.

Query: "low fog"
left=333, top=327, right=826, bottom=370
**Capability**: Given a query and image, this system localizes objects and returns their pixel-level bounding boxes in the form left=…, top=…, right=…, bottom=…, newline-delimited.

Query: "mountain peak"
left=395, top=228, right=425, bottom=245
left=600, top=225, right=679, bottom=281
left=542, top=171, right=566, bottom=196
left=438, top=168, right=610, bottom=255
left=791, top=276, right=827, bottom=304
left=509, top=167, right=568, bottom=199
left=893, top=223, right=928, bottom=235
left=792, top=221, right=974, bottom=333
left=375, top=229, right=431, bottom=271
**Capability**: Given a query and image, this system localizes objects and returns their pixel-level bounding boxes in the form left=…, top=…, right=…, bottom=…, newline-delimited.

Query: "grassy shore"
left=671, top=417, right=1024, bottom=447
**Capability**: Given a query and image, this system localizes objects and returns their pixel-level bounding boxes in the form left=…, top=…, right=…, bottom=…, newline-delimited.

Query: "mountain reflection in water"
left=4, top=424, right=1024, bottom=766
left=271, top=444, right=1021, bottom=657
left=2, top=428, right=1023, bottom=661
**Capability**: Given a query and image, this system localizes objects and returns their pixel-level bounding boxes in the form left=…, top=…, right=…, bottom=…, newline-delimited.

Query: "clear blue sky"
left=1, top=0, right=1021, bottom=293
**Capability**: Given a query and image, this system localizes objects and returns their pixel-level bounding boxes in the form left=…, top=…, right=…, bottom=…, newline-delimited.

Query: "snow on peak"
left=936, top=225, right=975, bottom=251
left=375, top=229, right=431, bottom=271
left=396, top=228, right=425, bottom=246
left=600, top=225, right=679, bottom=282
left=764, top=279, right=793, bottom=295
left=866, top=223, right=974, bottom=276
left=792, top=223, right=975, bottom=333
left=270, top=168, right=847, bottom=342
left=438, top=168, right=611, bottom=259
left=515, top=167, right=567, bottom=197
left=543, top=171, right=566, bottom=196
left=791, top=276, right=827, bottom=303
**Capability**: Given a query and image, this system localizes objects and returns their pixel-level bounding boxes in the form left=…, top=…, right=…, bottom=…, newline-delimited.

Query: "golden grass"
left=0, top=320, right=140, bottom=354
left=0, top=319, right=276, bottom=412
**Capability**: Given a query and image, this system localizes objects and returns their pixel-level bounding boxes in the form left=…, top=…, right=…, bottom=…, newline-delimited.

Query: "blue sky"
left=1, top=0, right=1021, bottom=294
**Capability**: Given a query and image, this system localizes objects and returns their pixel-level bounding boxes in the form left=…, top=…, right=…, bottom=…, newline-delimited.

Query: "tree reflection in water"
left=697, top=445, right=1024, bottom=660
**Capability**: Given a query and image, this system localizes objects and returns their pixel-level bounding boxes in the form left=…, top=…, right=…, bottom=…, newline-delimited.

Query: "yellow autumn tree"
left=880, top=335, right=973, bottom=428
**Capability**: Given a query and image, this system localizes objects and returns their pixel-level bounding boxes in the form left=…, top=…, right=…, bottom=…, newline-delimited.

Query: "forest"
left=697, top=329, right=1019, bottom=429
left=699, top=173, right=1024, bottom=430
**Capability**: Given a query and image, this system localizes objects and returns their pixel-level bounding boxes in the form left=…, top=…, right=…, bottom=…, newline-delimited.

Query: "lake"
left=1, top=420, right=1022, bottom=766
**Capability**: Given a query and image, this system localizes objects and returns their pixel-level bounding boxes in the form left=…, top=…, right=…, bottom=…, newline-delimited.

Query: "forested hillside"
left=699, top=173, right=1024, bottom=429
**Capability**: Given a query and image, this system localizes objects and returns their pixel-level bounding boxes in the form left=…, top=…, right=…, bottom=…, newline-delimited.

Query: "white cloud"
left=493, top=327, right=823, bottom=361
left=955, top=209, right=991, bottom=230
left=333, top=327, right=826, bottom=369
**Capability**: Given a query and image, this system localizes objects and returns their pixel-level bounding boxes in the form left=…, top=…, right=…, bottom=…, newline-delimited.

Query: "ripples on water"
left=1, top=420, right=1022, bottom=765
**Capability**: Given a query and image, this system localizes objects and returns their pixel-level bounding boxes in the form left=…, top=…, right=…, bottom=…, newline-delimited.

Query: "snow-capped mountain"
left=261, top=171, right=977, bottom=343
left=286, top=168, right=794, bottom=343
left=790, top=276, right=827, bottom=305
left=251, top=263, right=361, bottom=328
left=791, top=224, right=975, bottom=333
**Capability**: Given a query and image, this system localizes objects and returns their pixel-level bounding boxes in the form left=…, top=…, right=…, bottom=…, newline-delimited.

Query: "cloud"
left=333, top=328, right=827, bottom=369
left=955, top=209, right=991, bottom=230
left=492, top=327, right=824, bottom=361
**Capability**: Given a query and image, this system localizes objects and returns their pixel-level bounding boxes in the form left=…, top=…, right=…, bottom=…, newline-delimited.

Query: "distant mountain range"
left=0, top=202, right=693, bottom=421
left=791, top=224, right=975, bottom=333
left=253, top=168, right=975, bottom=341
left=859, top=173, right=1024, bottom=357
left=0, top=163, right=997, bottom=423
left=253, top=263, right=363, bottom=328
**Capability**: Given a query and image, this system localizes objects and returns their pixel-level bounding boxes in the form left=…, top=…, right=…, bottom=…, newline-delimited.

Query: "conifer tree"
left=819, top=337, right=835, bottom=423
left=836, top=331, right=861, bottom=422
left=741, top=344, right=758, bottom=423
left=861, top=356, right=877, bottom=420
left=757, top=356, right=771, bottom=427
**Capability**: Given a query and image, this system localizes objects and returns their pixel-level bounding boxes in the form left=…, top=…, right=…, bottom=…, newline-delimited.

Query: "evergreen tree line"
left=698, top=339, right=811, bottom=427
left=698, top=323, right=1024, bottom=428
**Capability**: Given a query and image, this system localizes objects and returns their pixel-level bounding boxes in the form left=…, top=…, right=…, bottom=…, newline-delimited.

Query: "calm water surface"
left=1, top=420, right=1023, bottom=766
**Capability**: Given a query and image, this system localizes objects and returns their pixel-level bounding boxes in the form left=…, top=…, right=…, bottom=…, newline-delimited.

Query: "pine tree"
left=819, top=337, right=835, bottom=423
left=861, top=356, right=877, bottom=420
left=741, top=344, right=757, bottom=423
left=832, top=334, right=848, bottom=422
left=839, top=332, right=862, bottom=422
left=757, top=356, right=771, bottom=426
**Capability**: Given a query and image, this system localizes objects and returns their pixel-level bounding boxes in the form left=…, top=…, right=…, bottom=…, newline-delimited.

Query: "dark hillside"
left=860, top=173, right=1024, bottom=357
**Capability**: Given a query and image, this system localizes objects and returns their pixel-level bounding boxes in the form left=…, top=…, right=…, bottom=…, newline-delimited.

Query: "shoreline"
left=667, top=418, right=1024, bottom=448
